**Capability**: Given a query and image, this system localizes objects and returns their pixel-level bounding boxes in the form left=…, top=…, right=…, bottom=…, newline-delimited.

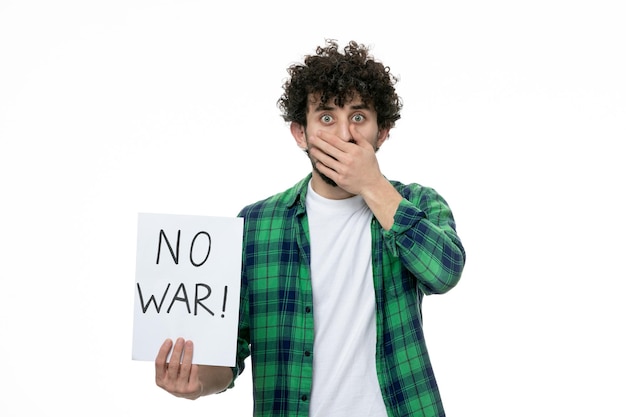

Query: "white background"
left=1, top=1, right=624, bottom=415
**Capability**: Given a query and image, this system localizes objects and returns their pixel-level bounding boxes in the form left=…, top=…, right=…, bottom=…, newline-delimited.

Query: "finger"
left=155, top=338, right=173, bottom=380
left=310, top=133, right=348, bottom=165
left=189, top=364, right=200, bottom=392
left=309, top=144, right=338, bottom=165
left=314, top=158, right=341, bottom=185
left=167, top=337, right=185, bottom=378
left=178, top=339, right=195, bottom=382
left=315, top=130, right=351, bottom=153
left=309, top=148, right=342, bottom=178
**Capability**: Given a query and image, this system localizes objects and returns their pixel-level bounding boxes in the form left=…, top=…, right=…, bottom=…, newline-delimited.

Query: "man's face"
left=301, top=93, right=383, bottom=186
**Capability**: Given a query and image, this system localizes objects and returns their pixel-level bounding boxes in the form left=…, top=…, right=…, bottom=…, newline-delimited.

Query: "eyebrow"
left=313, top=102, right=371, bottom=112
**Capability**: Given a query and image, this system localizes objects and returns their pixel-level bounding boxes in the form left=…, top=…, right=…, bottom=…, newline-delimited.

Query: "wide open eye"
left=352, top=113, right=365, bottom=123
left=320, top=114, right=333, bottom=124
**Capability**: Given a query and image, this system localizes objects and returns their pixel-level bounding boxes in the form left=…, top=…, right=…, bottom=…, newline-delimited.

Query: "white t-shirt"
left=305, top=182, right=388, bottom=417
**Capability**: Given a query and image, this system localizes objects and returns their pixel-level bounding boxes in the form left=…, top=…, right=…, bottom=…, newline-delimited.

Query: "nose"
left=336, top=120, right=353, bottom=142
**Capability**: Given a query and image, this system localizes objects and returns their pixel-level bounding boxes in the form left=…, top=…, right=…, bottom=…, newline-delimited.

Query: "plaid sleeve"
left=220, top=210, right=253, bottom=391
left=228, top=275, right=251, bottom=388
left=383, top=185, right=466, bottom=294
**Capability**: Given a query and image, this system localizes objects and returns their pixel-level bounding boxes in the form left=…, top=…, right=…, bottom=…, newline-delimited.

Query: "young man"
left=155, top=40, right=466, bottom=417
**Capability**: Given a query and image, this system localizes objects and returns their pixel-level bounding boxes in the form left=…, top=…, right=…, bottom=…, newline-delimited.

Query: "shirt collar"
left=286, top=173, right=312, bottom=210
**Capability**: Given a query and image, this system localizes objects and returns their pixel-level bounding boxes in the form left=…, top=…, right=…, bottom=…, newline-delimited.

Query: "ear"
left=376, top=128, right=390, bottom=149
left=291, top=122, right=308, bottom=150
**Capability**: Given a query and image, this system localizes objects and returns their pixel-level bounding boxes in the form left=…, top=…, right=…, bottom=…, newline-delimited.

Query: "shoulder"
left=238, top=175, right=310, bottom=220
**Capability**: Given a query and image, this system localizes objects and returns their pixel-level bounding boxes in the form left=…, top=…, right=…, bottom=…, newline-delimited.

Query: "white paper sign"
left=132, top=213, right=243, bottom=366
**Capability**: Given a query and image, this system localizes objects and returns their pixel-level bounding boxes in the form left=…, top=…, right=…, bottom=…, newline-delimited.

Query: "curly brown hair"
left=277, top=40, right=402, bottom=130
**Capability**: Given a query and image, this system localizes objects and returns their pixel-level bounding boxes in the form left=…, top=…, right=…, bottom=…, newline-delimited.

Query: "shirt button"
left=304, top=351, right=311, bottom=357
left=305, top=306, right=311, bottom=313
left=301, top=394, right=308, bottom=401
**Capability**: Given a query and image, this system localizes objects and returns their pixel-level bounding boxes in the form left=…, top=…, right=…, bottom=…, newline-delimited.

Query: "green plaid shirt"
left=233, top=174, right=465, bottom=417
